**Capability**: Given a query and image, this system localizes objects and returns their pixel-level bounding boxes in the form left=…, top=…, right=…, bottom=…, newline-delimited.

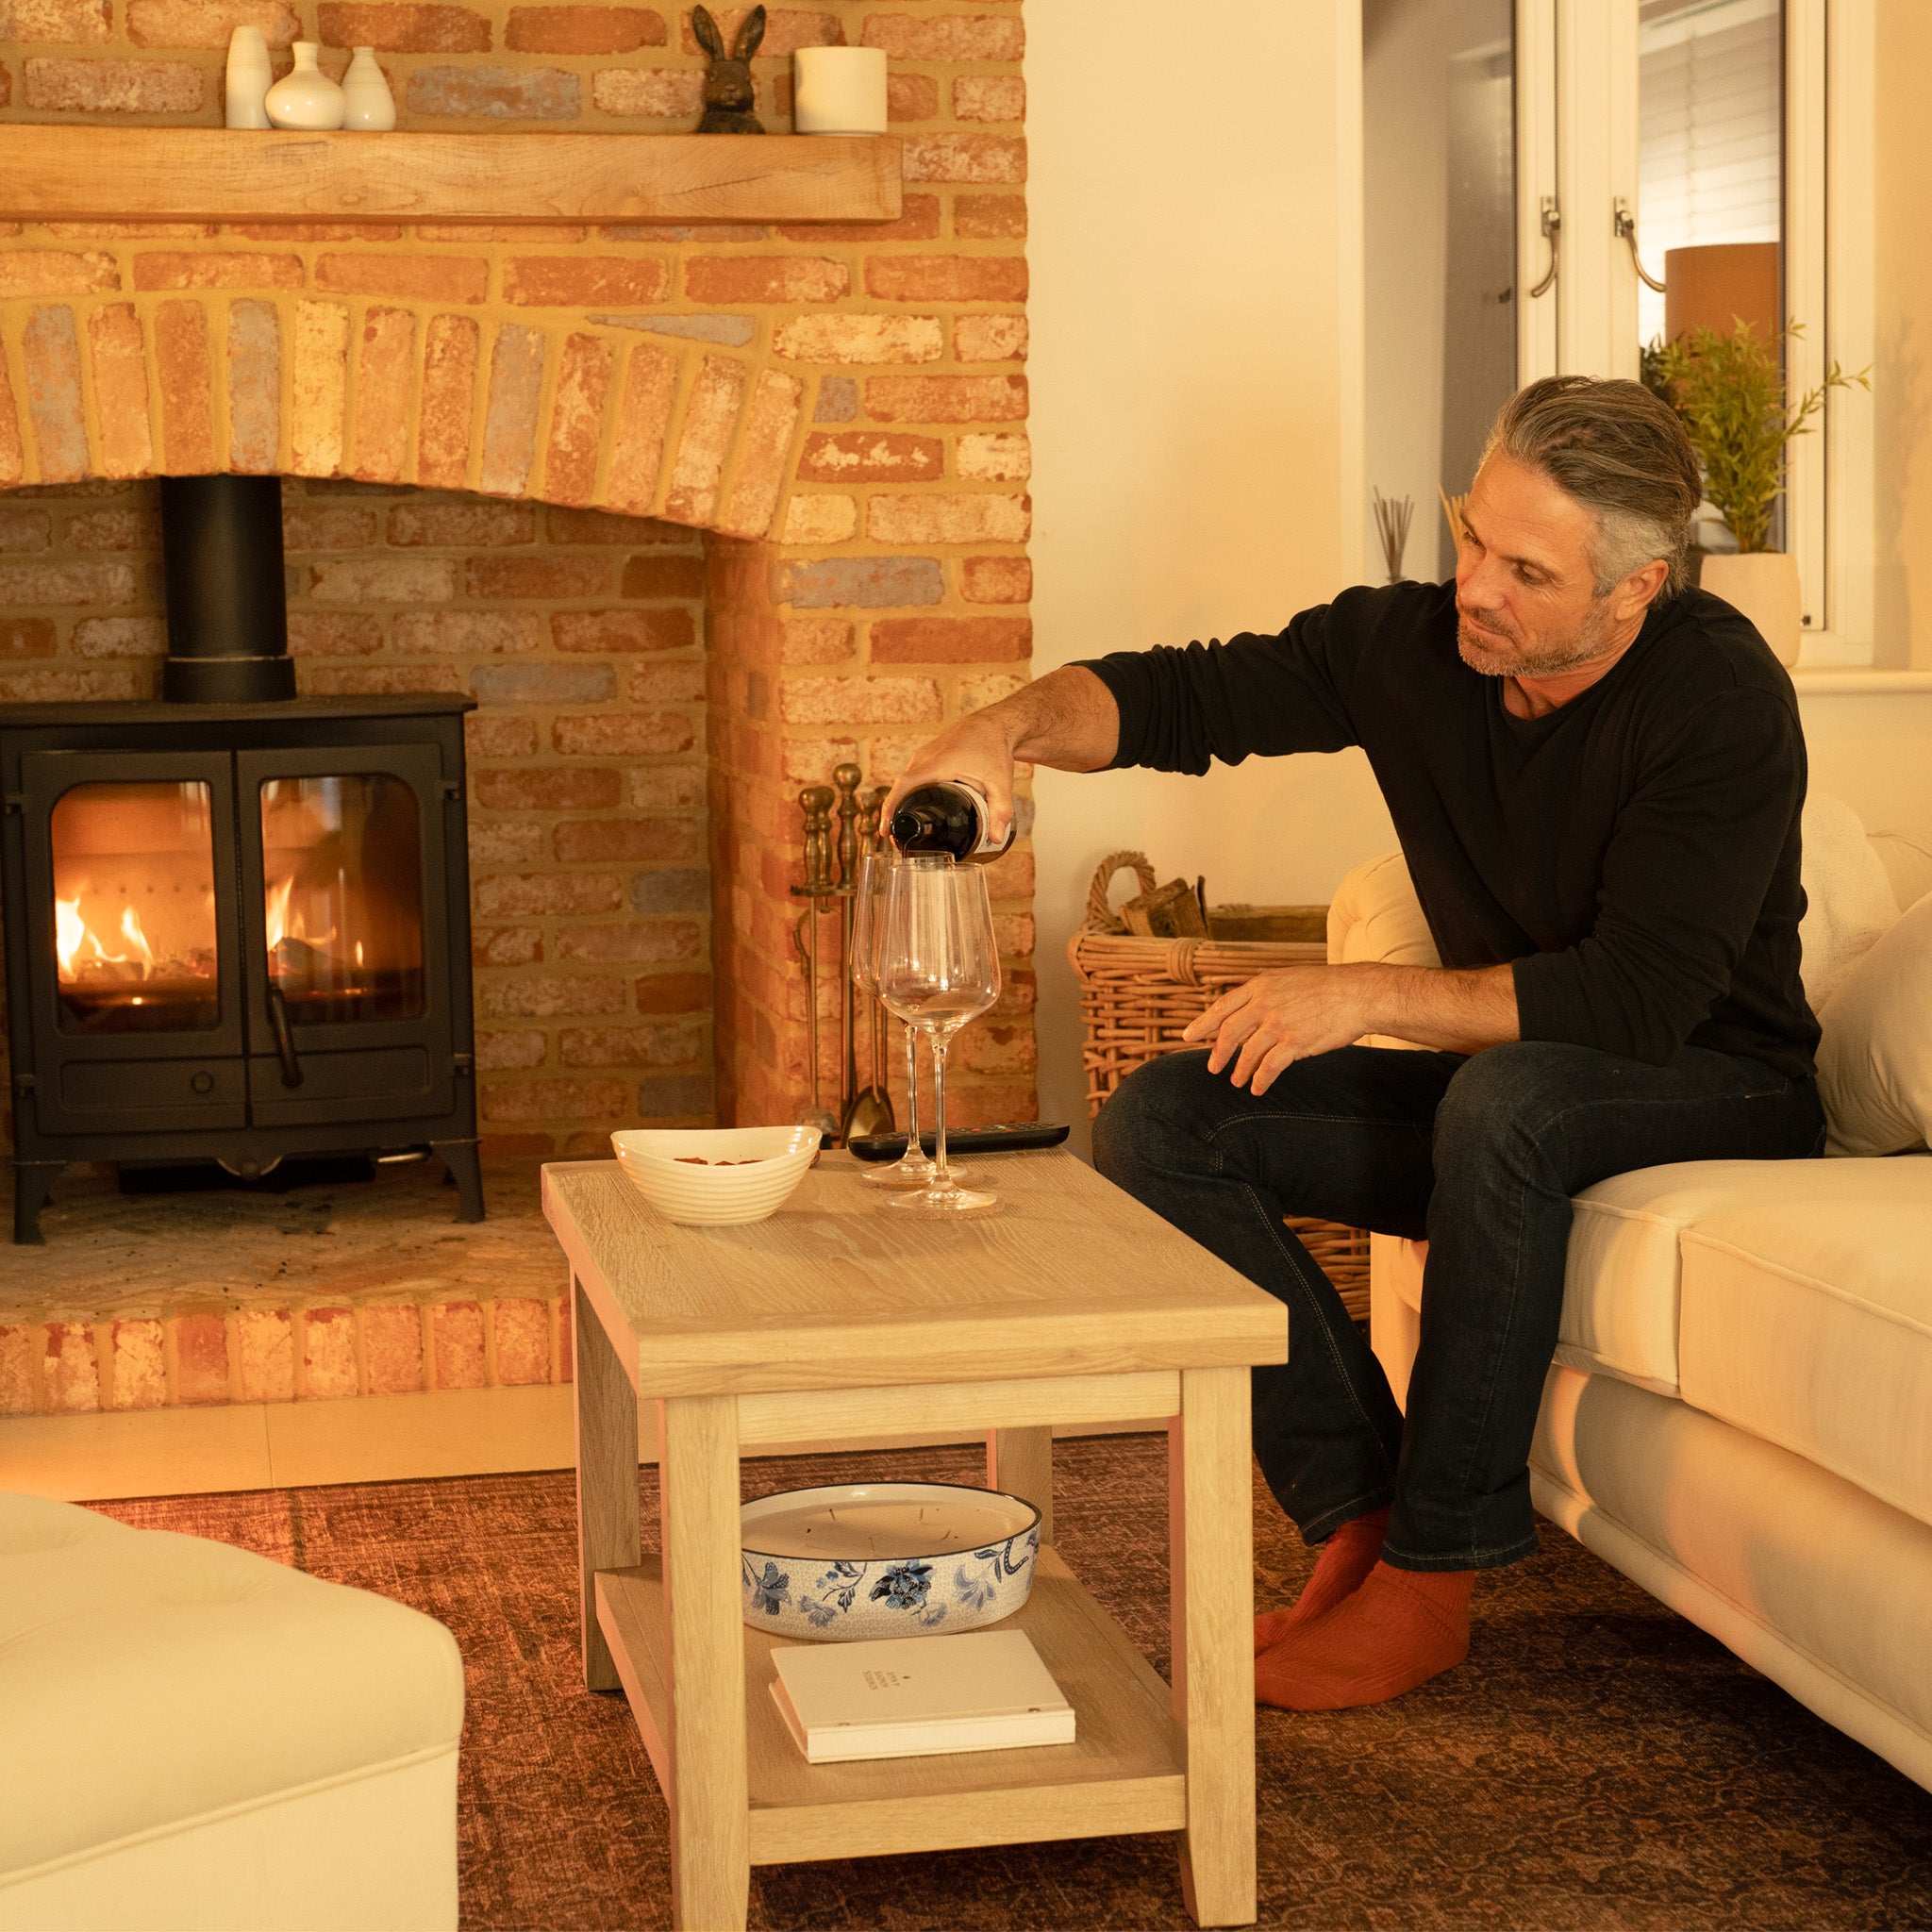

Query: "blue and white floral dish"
left=740, top=1481, right=1041, bottom=1642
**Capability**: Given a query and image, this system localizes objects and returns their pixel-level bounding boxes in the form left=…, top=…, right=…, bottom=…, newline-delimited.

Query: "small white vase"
left=264, top=42, right=345, bottom=130
left=1700, top=549, right=1803, bottom=667
left=341, top=46, right=395, bottom=131
left=225, top=25, right=273, bottom=129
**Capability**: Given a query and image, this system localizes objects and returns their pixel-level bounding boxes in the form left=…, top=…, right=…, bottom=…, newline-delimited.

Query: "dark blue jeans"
left=1091, top=1041, right=1824, bottom=1571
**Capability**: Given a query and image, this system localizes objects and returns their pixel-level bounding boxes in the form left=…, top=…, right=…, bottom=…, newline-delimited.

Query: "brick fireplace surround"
left=0, top=2, right=1038, bottom=1426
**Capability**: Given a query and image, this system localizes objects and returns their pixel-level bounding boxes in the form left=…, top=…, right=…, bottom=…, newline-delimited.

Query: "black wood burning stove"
left=0, top=477, right=481, bottom=1241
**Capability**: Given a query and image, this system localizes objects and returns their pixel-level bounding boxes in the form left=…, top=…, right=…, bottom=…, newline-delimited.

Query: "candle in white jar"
left=791, top=45, right=888, bottom=136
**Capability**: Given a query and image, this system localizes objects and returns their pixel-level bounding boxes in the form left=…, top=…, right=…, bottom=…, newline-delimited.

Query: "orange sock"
left=1254, top=1560, right=1472, bottom=1710
left=1253, top=1506, right=1390, bottom=1654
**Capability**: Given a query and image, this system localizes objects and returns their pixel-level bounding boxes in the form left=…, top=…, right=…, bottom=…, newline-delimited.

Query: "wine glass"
left=875, top=855, right=1001, bottom=1217
left=852, top=854, right=952, bottom=1190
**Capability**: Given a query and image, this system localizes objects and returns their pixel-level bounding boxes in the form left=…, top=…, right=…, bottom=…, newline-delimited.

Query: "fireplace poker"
left=792, top=786, right=841, bottom=1143
left=832, top=762, right=861, bottom=1127
left=841, top=784, right=895, bottom=1143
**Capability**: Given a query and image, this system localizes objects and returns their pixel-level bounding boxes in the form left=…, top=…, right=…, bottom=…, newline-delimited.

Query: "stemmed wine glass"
left=875, top=854, right=1001, bottom=1217
left=850, top=854, right=966, bottom=1190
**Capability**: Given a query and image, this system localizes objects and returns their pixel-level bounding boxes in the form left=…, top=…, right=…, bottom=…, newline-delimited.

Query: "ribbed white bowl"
left=610, top=1125, right=821, bottom=1225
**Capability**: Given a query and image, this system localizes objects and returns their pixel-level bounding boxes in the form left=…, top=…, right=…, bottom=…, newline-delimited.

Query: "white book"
left=769, top=1628, right=1076, bottom=1765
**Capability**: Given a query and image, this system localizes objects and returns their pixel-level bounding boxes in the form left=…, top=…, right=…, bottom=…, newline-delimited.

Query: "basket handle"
left=1085, top=850, right=1159, bottom=932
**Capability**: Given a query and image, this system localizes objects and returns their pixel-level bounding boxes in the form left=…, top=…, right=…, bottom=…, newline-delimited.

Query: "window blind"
left=1638, top=0, right=1782, bottom=345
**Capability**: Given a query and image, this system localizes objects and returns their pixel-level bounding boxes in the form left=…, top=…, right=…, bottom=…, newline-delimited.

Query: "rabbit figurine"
left=692, top=3, right=766, bottom=134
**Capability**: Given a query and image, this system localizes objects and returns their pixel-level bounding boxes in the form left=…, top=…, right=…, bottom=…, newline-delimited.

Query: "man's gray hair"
left=1481, top=375, right=1703, bottom=600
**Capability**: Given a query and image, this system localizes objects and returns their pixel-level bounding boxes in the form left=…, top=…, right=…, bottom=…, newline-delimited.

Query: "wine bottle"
left=888, top=780, right=1014, bottom=864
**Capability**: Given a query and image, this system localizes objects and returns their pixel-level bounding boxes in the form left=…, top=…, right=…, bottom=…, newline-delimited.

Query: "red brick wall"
left=0, top=476, right=712, bottom=1157
left=0, top=1, right=1037, bottom=1145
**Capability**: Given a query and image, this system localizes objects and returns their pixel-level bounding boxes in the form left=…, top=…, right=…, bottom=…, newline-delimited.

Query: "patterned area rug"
left=95, top=1436, right=1932, bottom=1930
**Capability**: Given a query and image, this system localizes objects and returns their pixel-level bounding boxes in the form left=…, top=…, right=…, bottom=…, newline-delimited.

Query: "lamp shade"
left=1663, top=242, right=1781, bottom=342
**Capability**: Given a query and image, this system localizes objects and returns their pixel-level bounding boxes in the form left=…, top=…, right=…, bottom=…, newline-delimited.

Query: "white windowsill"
left=1790, top=669, right=1932, bottom=695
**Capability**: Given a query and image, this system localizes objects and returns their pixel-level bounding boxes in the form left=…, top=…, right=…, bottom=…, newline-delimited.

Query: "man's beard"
left=1457, top=602, right=1612, bottom=678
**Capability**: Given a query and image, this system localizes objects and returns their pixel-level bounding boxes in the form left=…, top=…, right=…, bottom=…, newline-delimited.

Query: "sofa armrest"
left=1327, top=851, right=1440, bottom=1053
left=1327, top=851, right=1441, bottom=968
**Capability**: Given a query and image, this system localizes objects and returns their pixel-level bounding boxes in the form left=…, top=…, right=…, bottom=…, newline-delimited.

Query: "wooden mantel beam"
left=0, top=128, right=903, bottom=225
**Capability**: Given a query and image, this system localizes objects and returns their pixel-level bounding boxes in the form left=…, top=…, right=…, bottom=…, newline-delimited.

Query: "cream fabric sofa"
left=1329, top=805, right=1932, bottom=1794
left=0, top=1492, right=465, bottom=1930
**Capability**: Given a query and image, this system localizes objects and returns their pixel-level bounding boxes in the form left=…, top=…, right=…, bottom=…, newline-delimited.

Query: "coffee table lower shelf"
left=595, top=1547, right=1189, bottom=1867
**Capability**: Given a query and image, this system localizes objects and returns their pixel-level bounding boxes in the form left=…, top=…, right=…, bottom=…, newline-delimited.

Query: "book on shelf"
left=769, top=1628, right=1076, bottom=1765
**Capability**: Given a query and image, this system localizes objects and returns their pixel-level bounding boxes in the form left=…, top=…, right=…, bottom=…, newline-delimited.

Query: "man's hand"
left=1182, top=968, right=1374, bottom=1094
left=882, top=666, right=1123, bottom=844
left=882, top=708, right=1023, bottom=844
left=1181, top=960, right=1524, bottom=1091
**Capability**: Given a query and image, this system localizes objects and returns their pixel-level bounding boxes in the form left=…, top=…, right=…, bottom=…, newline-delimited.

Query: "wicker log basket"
left=1069, top=851, right=1372, bottom=1322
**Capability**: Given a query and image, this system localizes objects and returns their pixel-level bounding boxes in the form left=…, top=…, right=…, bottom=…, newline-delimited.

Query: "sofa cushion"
left=1870, top=829, right=1932, bottom=916
left=0, top=1493, right=465, bottom=1883
left=1677, top=1185, right=1932, bottom=1530
left=1818, top=891, right=1932, bottom=1157
left=1399, top=1158, right=1928, bottom=1398
left=1797, top=793, right=1899, bottom=1012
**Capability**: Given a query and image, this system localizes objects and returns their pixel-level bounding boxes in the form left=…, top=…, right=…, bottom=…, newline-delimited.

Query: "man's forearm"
left=883, top=665, right=1122, bottom=835
left=1357, top=963, right=1520, bottom=1055
left=984, top=664, right=1120, bottom=771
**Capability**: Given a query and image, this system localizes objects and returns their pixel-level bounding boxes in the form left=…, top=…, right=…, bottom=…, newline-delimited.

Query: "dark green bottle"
left=888, top=780, right=1013, bottom=864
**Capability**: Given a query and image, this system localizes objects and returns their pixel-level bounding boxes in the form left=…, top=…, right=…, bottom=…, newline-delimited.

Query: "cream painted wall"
left=1026, top=0, right=1393, bottom=1146
left=1024, top=0, right=1932, bottom=1151
left=1875, top=0, right=1932, bottom=670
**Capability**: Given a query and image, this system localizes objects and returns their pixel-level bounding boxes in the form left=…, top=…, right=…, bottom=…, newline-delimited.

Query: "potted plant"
left=1646, top=321, right=1867, bottom=666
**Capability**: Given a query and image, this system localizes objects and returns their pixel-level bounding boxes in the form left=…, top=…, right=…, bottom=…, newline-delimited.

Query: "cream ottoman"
left=0, top=1492, right=464, bottom=1931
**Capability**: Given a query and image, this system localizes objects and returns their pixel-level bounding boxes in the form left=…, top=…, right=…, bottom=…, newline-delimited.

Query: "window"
left=1359, top=0, right=1874, bottom=657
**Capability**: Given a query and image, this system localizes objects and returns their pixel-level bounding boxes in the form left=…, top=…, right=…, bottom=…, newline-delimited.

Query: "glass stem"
left=902, top=1024, right=921, bottom=1155
left=930, top=1036, right=952, bottom=1187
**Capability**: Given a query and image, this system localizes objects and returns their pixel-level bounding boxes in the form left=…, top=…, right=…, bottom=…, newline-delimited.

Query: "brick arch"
left=0, top=287, right=809, bottom=538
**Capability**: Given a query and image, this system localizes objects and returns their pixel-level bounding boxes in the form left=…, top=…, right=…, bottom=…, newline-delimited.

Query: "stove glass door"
left=259, top=774, right=426, bottom=1025
left=49, top=779, right=221, bottom=1034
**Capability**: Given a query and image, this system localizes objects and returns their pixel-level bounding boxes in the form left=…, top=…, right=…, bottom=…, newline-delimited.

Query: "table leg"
left=1168, top=1366, right=1257, bottom=1927
left=573, top=1274, right=639, bottom=1692
left=659, top=1394, right=750, bottom=1932
left=986, top=1425, right=1054, bottom=1543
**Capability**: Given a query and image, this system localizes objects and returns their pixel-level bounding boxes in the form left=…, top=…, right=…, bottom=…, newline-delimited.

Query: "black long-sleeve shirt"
left=1079, top=579, right=1818, bottom=1078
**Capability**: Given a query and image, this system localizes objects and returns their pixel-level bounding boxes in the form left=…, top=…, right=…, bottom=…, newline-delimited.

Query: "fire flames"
left=264, top=874, right=293, bottom=958
left=264, top=873, right=341, bottom=974
left=55, top=894, right=170, bottom=985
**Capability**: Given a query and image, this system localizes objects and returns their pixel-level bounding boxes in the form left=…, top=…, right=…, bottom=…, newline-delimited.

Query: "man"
left=886, top=375, right=1825, bottom=1711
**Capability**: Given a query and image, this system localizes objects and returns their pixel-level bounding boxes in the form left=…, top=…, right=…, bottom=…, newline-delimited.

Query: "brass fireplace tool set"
left=792, top=763, right=896, bottom=1145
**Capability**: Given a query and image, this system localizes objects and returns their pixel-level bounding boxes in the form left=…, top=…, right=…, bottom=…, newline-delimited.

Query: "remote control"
left=847, top=1123, right=1072, bottom=1161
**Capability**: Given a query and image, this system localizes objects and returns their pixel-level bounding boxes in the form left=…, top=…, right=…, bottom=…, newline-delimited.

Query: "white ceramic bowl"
left=610, top=1125, right=821, bottom=1225
left=740, top=1481, right=1041, bottom=1641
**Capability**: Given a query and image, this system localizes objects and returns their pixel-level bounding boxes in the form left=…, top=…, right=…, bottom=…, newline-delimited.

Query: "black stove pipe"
left=158, top=474, right=295, bottom=704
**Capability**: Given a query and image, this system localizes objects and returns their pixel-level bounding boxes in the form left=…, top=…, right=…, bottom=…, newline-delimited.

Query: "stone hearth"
left=1, top=1158, right=568, bottom=1414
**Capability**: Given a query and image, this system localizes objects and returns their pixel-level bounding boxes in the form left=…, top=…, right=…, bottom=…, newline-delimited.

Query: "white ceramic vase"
left=264, top=42, right=345, bottom=130
left=341, top=47, right=395, bottom=130
left=1700, top=549, right=1803, bottom=667
left=225, top=25, right=273, bottom=129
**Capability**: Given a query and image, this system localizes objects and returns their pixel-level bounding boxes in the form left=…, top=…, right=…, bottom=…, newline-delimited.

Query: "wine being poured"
left=888, top=780, right=1014, bottom=865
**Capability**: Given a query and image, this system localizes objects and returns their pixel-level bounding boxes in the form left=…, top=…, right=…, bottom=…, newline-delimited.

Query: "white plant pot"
left=1699, top=549, right=1803, bottom=668
left=341, top=47, right=395, bottom=130
left=264, top=42, right=345, bottom=130
left=225, top=25, right=273, bottom=129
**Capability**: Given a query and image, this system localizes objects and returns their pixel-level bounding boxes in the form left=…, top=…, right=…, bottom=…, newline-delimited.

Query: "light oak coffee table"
left=542, top=1147, right=1288, bottom=1931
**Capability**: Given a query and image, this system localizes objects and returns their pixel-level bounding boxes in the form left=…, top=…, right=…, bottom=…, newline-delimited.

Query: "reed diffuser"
left=1372, top=489, right=1414, bottom=585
